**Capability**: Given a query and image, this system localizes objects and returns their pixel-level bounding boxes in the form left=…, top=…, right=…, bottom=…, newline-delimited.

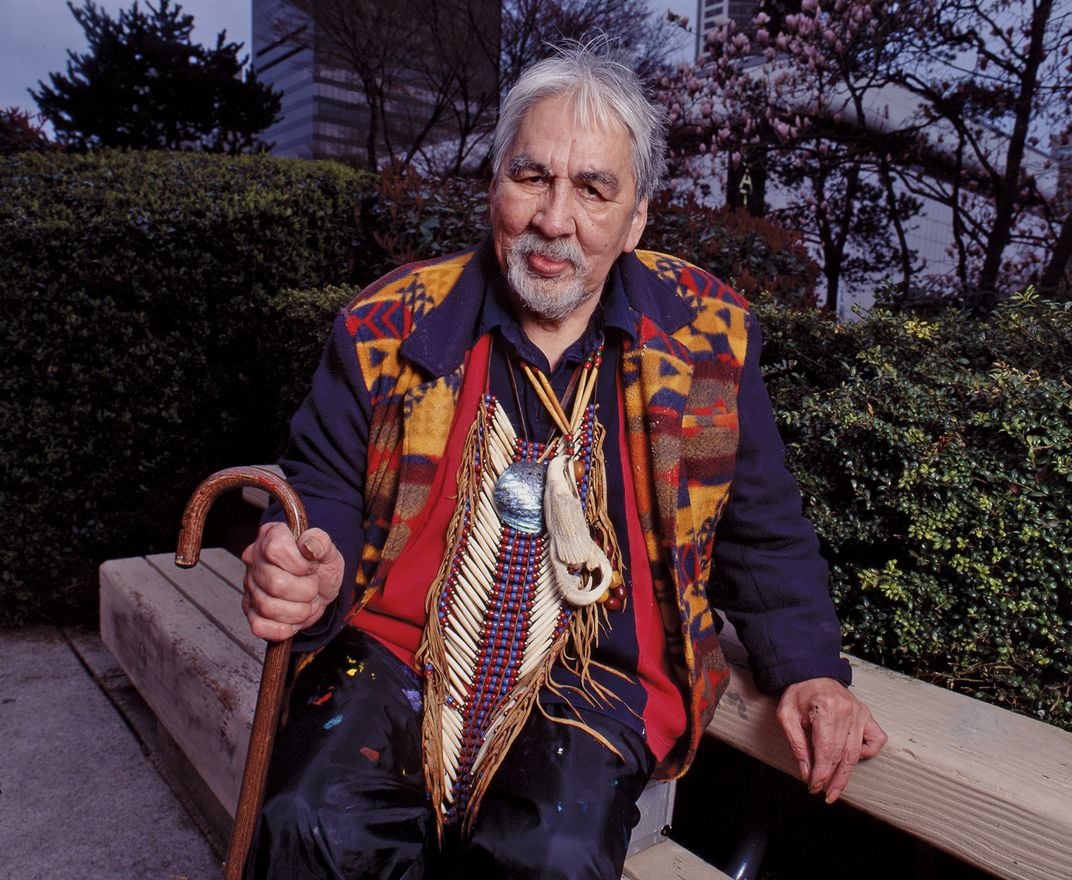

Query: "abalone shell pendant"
left=493, top=460, right=546, bottom=534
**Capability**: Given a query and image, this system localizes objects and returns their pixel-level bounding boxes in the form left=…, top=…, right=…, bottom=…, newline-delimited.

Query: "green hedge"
left=0, top=151, right=374, bottom=624
left=756, top=291, right=1071, bottom=730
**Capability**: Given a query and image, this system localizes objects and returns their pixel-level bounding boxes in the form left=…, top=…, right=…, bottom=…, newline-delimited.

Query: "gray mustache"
left=511, top=232, right=588, bottom=272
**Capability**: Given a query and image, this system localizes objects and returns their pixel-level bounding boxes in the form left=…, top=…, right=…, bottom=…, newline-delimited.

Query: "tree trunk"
left=977, top=0, right=1053, bottom=293
left=1039, top=210, right=1072, bottom=300
left=822, top=164, right=861, bottom=312
left=749, top=163, right=768, bottom=217
left=364, top=85, right=382, bottom=171
left=878, top=153, right=913, bottom=296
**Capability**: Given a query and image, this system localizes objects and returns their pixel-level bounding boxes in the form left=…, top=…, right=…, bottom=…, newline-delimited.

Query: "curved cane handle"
left=174, top=465, right=308, bottom=880
left=176, top=465, right=308, bottom=567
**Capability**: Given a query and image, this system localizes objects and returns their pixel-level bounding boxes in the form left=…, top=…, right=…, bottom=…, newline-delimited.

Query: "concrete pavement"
left=0, top=626, right=222, bottom=880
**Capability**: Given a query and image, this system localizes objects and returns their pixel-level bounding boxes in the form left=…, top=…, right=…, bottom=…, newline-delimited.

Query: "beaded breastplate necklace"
left=418, top=340, right=626, bottom=835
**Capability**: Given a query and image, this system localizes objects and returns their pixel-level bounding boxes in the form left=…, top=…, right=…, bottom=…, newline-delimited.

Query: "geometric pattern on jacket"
left=340, top=244, right=751, bottom=779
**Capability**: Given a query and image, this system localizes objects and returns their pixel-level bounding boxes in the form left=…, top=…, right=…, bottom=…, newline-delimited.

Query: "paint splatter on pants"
left=243, top=629, right=655, bottom=880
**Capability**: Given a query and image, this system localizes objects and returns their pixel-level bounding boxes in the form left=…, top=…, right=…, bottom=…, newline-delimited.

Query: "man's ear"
left=624, top=198, right=649, bottom=253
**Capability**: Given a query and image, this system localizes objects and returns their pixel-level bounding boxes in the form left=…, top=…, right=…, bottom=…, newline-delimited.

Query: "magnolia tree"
left=660, top=0, right=1072, bottom=310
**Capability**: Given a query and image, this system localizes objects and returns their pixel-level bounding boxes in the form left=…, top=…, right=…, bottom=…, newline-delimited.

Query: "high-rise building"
left=251, top=0, right=315, bottom=157
left=251, top=0, right=501, bottom=165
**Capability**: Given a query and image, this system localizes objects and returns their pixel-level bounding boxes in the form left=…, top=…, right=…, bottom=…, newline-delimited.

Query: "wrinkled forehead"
left=501, top=93, right=637, bottom=191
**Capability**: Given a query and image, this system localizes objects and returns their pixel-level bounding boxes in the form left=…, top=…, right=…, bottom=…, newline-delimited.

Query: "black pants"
left=244, top=630, right=655, bottom=880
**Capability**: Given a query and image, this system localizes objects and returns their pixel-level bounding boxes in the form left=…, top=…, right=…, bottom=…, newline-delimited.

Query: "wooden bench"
left=708, top=624, right=1072, bottom=880
left=99, top=548, right=728, bottom=879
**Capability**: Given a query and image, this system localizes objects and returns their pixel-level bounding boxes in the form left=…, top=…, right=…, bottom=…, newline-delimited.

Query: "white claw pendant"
left=544, top=452, right=612, bottom=606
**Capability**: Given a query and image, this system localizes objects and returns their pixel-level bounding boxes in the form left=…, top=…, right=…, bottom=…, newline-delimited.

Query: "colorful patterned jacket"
left=278, top=240, right=850, bottom=779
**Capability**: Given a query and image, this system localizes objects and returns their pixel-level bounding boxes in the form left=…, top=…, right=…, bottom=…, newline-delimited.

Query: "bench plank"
left=622, top=839, right=731, bottom=880
left=708, top=628, right=1072, bottom=880
left=143, top=549, right=262, bottom=661
left=197, top=545, right=252, bottom=594
left=100, top=555, right=261, bottom=817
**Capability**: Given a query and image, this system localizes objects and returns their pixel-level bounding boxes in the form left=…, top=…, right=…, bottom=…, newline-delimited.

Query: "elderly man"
left=240, top=44, right=886, bottom=880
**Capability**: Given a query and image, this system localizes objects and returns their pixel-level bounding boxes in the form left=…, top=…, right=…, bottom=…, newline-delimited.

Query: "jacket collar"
left=400, top=236, right=696, bottom=378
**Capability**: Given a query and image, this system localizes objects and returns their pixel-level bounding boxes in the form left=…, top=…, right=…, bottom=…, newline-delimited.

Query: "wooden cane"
left=175, top=465, right=308, bottom=880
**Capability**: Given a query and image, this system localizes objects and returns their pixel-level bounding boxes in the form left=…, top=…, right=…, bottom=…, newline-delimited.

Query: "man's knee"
left=453, top=707, right=653, bottom=879
left=249, top=780, right=433, bottom=880
left=246, top=631, right=433, bottom=879
left=457, top=806, right=640, bottom=880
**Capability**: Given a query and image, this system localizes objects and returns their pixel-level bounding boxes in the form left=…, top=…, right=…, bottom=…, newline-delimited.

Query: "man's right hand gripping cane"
left=241, top=521, right=344, bottom=641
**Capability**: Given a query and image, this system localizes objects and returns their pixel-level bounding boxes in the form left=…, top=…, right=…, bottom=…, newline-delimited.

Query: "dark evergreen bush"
left=0, top=151, right=373, bottom=624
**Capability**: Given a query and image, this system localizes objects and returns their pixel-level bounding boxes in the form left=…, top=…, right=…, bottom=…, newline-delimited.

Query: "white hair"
left=491, top=41, right=667, bottom=204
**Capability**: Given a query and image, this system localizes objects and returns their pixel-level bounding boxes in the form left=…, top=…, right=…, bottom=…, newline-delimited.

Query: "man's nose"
left=531, top=182, right=575, bottom=238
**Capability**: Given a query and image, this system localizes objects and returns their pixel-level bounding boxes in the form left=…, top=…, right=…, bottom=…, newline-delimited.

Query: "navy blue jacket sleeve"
left=264, top=310, right=370, bottom=653
left=709, top=313, right=852, bottom=693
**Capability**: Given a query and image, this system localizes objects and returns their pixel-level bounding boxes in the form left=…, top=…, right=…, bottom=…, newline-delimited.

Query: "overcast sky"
left=0, top=0, right=252, bottom=114
left=1, top=0, right=695, bottom=117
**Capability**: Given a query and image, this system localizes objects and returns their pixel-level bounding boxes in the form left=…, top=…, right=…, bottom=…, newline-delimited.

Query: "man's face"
left=490, top=94, right=649, bottom=322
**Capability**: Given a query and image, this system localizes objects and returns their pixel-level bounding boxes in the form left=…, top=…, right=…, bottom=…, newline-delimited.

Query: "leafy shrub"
left=0, top=150, right=374, bottom=624
left=757, top=291, right=1072, bottom=730
left=259, top=284, right=358, bottom=440
left=645, top=192, right=821, bottom=307
left=360, top=165, right=490, bottom=282
left=355, top=170, right=819, bottom=306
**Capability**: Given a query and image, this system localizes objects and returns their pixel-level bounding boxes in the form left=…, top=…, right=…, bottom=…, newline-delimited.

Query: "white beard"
left=506, top=232, right=592, bottom=321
